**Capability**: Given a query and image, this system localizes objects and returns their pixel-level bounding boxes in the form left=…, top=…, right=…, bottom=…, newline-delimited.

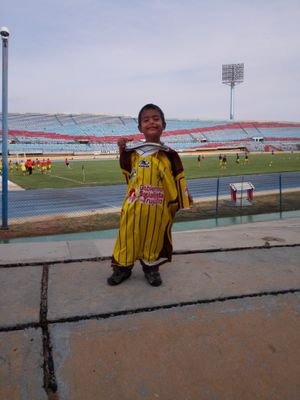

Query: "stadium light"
left=1, top=26, right=10, bottom=230
left=222, top=63, right=244, bottom=121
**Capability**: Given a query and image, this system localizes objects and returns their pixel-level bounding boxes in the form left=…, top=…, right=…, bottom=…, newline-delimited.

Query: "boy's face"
left=138, top=108, right=164, bottom=143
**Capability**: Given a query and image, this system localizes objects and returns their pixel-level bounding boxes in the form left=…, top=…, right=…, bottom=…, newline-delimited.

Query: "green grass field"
left=7, top=152, right=300, bottom=190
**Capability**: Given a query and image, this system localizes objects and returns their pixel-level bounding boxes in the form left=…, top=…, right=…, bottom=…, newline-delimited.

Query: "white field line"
left=49, top=174, right=97, bottom=185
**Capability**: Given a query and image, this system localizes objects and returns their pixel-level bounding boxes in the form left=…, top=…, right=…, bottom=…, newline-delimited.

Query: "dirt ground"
left=0, top=191, right=299, bottom=240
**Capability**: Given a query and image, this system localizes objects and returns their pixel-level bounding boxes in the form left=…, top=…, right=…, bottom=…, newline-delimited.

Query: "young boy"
left=107, top=104, right=192, bottom=287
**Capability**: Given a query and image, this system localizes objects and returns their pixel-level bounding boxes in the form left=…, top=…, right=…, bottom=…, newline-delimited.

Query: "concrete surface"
left=0, top=266, right=42, bottom=328
left=0, top=217, right=300, bottom=399
left=47, top=247, right=300, bottom=322
left=50, top=294, right=300, bottom=400
left=0, top=328, right=47, bottom=400
left=1, top=217, right=300, bottom=265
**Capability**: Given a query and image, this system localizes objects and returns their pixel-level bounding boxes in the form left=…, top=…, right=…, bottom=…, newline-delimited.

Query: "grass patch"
left=8, top=152, right=300, bottom=190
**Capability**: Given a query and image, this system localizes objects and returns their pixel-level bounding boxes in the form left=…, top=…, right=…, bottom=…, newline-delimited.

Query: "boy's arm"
left=175, top=171, right=192, bottom=209
left=166, top=149, right=192, bottom=209
left=117, top=137, right=131, bottom=153
left=117, top=138, right=133, bottom=182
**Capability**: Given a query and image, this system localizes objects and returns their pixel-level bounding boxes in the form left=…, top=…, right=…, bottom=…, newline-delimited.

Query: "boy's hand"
left=117, top=138, right=132, bottom=152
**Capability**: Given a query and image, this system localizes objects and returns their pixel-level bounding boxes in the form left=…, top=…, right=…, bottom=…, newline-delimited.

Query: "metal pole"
left=239, top=175, right=244, bottom=214
left=230, top=82, right=234, bottom=120
left=1, top=27, right=9, bottom=230
left=279, top=173, right=282, bottom=218
left=215, top=177, right=220, bottom=219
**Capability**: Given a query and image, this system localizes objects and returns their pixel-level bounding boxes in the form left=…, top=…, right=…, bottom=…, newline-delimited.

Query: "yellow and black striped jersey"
left=112, top=146, right=190, bottom=267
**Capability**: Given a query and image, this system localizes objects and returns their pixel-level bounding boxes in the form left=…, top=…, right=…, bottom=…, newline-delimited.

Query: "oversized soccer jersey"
left=112, top=145, right=190, bottom=267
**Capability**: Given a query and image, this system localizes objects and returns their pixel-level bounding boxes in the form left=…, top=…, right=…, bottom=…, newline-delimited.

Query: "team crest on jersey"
left=127, top=188, right=137, bottom=203
left=138, top=159, right=150, bottom=168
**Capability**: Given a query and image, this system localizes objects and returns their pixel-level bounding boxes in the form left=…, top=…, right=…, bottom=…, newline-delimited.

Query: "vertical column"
left=1, top=28, right=9, bottom=230
left=230, top=82, right=235, bottom=121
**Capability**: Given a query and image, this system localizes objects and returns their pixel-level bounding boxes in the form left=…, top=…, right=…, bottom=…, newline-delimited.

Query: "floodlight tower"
left=222, top=63, right=244, bottom=121
left=1, top=26, right=10, bottom=230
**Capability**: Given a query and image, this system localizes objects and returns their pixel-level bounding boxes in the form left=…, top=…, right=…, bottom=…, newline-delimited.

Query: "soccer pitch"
left=7, top=152, right=300, bottom=190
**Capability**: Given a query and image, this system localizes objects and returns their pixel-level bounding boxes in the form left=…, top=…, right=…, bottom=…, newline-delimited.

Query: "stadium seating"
left=1, top=113, right=299, bottom=155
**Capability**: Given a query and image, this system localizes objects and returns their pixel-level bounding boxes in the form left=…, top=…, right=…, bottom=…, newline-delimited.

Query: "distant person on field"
left=47, top=158, right=52, bottom=173
left=9, top=160, right=13, bottom=173
left=197, top=154, right=201, bottom=166
left=65, top=158, right=70, bottom=168
left=41, top=159, right=47, bottom=174
left=27, top=159, right=33, bottom=175
left=236, top=153, right=240, bottom=164
left=107, top=103, right=192, bottom=287
left=21, top=161, right=26, bottom=175
left=219, top=154, right=222, bottom=166
left=221, top=155, right=227, bottom=169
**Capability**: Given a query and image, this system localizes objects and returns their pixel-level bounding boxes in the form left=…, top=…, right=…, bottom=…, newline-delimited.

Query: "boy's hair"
left=138, top=103, right=166, bottom=129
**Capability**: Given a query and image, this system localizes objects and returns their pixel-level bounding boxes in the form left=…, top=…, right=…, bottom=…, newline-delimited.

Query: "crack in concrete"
left=173, top=243, right=300, bottom=255
left=46, top=288, right=300, bottom=325
left=0, top=243, right=299, bottom=268
left=40, top=265, right=59, bottom=399
left=1, top=245, right=299, bottom=398
left=1, top=287, right=299, bottom=334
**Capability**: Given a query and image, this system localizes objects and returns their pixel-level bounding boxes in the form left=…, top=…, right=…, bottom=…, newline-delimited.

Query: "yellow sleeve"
left=175, top=171, right=191, bottom=209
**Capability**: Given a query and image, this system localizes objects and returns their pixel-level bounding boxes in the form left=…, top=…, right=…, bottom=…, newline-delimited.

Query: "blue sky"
left=2, top=0, right=300, bottom=121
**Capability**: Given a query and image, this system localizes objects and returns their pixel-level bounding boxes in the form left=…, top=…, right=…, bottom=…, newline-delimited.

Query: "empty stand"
left=1, top=113, right=299, bottom=155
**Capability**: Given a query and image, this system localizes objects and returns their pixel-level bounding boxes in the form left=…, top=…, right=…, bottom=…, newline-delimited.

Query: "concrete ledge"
left=0, top=241, right=71, bottom=265
left=0, top=218, right=300, bottom=265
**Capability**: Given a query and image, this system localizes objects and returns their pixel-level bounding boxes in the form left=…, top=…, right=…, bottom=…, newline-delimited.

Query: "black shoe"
left=107, top=267, right=132, bottom=286
left=144, top=270, right=162, bottom=287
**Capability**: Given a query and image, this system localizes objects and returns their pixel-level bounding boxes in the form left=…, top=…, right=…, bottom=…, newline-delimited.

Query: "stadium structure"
left=1, top=113, right=300, bottom=156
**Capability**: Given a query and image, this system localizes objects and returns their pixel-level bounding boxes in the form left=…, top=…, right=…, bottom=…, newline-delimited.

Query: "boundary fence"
left=0, top=172, right=299, bottom=228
